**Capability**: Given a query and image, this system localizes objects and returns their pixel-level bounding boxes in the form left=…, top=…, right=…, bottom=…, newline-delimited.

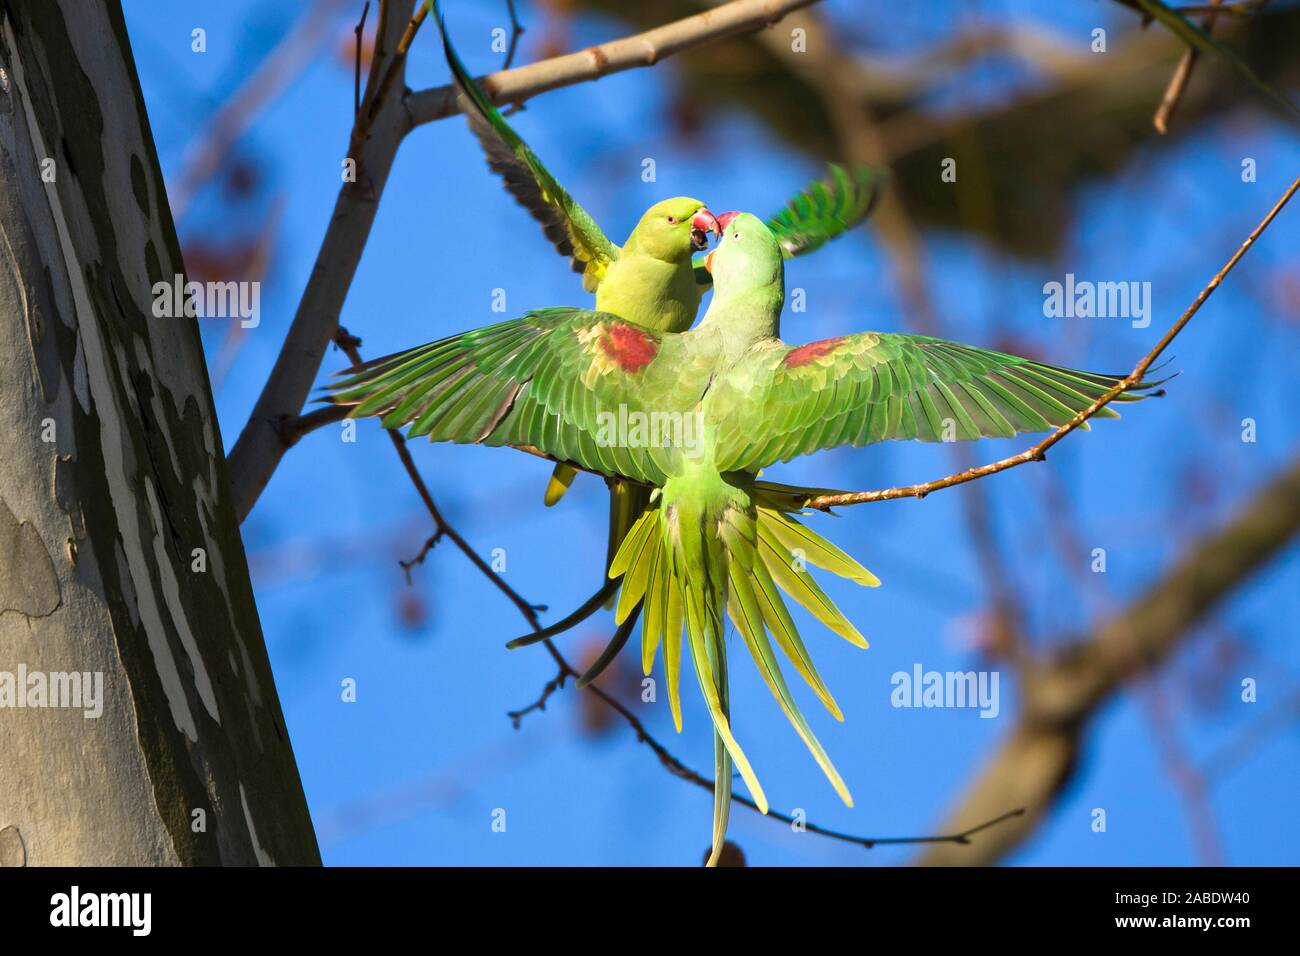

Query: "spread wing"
left=712, top=332, right=1161, bottom=473
left=766, top=163, right=887, bottom=258
left=437, top=3, right=618, bottom=292
left=692, top=163, right=887, bottom=287
left=326, top=308, right=709, bottom=486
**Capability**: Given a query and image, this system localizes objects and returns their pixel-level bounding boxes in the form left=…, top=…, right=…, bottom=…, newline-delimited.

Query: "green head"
left=696, top=212, right=785, bottom=353
left=625, top=197, right=719, bottom=262
left=703, top=212, right=784, bottom=297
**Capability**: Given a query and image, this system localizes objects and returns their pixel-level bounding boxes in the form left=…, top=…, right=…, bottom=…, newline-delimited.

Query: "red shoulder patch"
left=783, top=336, right=847, bottom=368
left=600, top=322, right=658, bottom=373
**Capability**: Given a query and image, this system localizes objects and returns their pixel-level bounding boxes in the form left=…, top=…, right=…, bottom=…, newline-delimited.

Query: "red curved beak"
left=704, top=213, right=742, bottom=274
left=693, top=209, right=721, bottom=236
left=690, top=208, right=720, bottom=251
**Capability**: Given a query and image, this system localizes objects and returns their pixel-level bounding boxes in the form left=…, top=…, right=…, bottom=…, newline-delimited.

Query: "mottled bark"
left=0, top=1, right=318, bottom=864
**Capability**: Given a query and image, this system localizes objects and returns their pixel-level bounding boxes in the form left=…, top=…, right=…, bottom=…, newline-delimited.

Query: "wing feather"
left=714, top=332, right=1160, bottom=473
left=327, top=309, right=710, bottom=486
left=436, top=3, right=618, bottom=291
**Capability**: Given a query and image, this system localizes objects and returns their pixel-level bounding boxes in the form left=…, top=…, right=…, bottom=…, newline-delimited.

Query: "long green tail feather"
left=641, top=539, right=667, bottom=676
left=707, top=619, right=733, bottom=869
left=663, top=579, right=685, bottom=733
left=709, top=726, right=730, bottom=868
left=608, top=505, right=658, bottom=622
left=680, top=567, right=767, bottom=814
left=762, top=508, right=880, bottom=586
left=728, top=563, right=852, bottom=807
left=608, top=474, right=883, bottom=854
left=757, top=519, right=868, bottom=648
left=607, top=482, right=650, bottom=610
left=666, top=501, right=768, bottom=818
left=749, top=554, right=843, bottom=721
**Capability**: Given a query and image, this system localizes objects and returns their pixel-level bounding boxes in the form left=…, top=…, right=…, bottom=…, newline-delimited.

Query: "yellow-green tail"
left=604, top=482, right=650, bottom=609
left=608, top=477, right=879, bottom=864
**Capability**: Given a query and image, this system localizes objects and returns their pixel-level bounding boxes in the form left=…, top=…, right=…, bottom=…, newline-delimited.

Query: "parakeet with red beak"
left=328, top=212, right=1159, bottom=863
left=434, top=3, right=886, bottom=640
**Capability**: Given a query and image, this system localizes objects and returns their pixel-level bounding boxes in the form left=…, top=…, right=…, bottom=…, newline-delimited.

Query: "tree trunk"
left=0, top=0, right=318, bottom=865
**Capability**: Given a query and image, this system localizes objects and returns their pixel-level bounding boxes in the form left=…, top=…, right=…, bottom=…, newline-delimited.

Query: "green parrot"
left=327, top=212, right=1158, bottom=863
left=434, top=2, right=886, bottom=627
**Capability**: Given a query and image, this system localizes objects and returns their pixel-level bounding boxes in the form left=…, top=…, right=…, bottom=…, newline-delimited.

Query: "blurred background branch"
left=919, top=453, right=1300, bottom=863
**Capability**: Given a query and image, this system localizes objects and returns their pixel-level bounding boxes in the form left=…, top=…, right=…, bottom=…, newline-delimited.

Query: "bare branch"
left=227, top=0, right=416, bottom=523
left=359, top=0, right=429, bottom=134
left=805, top=172, right=1300, bottom=511
left=279, top=402, right=350, bottom=447
left=1154, top=0, right=1225, bottom=134
left=406, top=0, right=820, bottom=127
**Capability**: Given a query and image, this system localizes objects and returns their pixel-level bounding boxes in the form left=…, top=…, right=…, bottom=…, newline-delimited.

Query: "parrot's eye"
left=666, top=215, right=678, bottom=225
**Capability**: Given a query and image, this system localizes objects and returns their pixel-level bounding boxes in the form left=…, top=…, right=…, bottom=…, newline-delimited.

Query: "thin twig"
left=395, top=1, right=429, bottom=55
left=502, top=0, right=525, bottom=70
left=508, top=648, right=1024, bottom=849
left=1141, top=683, right=1224, bottom=864
left=354, top=0, right=371, bottom=116
left=399, top=530, right=444, bottom=584
left=806, top=173, right=1300, bottom=512
left=356, top=0, right=429, bottom=139
left=1201, top=686, right=1300, bottom=778
left=279, top=402, right=351, bottom=447
left=507, top=670, right=567, bottom=728
left=1154, top=0, right=1224, bottom=135
left=818, top=807, right=1027, bottom=849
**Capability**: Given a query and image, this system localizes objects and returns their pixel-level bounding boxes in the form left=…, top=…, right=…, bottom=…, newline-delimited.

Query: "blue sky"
left=124, top=0, right=1299, bottom=865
